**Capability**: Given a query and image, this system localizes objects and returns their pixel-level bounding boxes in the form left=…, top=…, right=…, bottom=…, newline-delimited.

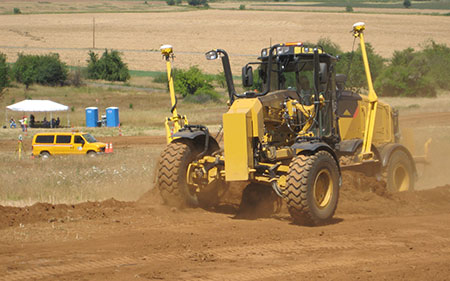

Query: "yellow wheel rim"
left=313, top=169, right=333, bottom=209
left=394, top=164, right=410, bottom=192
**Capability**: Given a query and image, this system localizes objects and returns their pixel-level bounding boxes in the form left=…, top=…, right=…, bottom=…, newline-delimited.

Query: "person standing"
left=9, top=117, right=16, bottom=128
left=23, top=116, right=28, bottom=132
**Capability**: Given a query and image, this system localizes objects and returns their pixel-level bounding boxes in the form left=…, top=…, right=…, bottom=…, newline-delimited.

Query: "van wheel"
left=87, top=151, right=97, bottom=157
left=40, top=151, right=50, bottom=159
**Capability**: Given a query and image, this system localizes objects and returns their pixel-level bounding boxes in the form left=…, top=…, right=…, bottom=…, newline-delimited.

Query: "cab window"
left=74, top=135, right=85, bottom=144
left=35, top=135, right=54, bottom=144
left=56, top=135, right=71, bottom=144
left=82, top=134, right=97, bottom=143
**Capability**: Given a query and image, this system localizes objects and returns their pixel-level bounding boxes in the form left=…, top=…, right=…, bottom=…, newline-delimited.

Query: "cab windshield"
left=83, top=133, right=97, bottom=143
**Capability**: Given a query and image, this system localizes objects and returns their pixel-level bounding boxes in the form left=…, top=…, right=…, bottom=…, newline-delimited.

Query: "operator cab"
left=241, top=42, right=339, bottom=141
left=242, top=43, right=337, bottom=104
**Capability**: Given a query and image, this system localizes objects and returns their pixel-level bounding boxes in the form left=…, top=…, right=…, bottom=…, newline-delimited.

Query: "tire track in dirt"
left=182, top=249, right=450, bottom=281
left=4, top=235, right=450, bottom=281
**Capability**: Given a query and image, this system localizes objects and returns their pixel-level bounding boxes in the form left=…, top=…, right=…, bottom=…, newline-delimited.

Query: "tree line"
left=1, top=39, right=450, bottom=99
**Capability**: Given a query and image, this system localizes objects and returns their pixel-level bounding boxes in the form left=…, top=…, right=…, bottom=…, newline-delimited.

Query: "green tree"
left=374, top=41, right=450, bottom=97
left=173, top=66, right=214, bottom=96
left=0, top=53, right=9, bottom=92
left=187, top=0, right=208, bottom=6
left=421, top=40, right=450, bottom=90
left=12, top=53, right=68, bottom=88
left=86, top=49, right=130, bottom=82
left=403, top=0, right=411, bottom=8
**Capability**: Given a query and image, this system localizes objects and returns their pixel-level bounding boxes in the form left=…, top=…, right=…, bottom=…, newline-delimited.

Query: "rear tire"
left=284, top=151, right=340, bottom=226
left=157, top=142, right=199, bottom=208
left=386, top=150, right=415, bottom=192
left=40, top=151, right=50, bottom=159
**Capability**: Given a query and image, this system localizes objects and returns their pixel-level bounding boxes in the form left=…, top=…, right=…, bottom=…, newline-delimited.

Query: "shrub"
left=375, top=64, right=435, bottom=97
left=239, top=4, right=246, bottom=10
left=13, top=8, right=21, bottom=14
left=403, top=0, right=411, bottom=8
left=166, top=0, right=175, bottom=5
left=12, top=53, right=68, bottom=88
left=173, top=66, right=216, bottom=98
left=154, top=66, right=219, bottom=102
left=187, top=0, right=207, bottom=6
left=86, top=49, right=130, bottom=82
left=0, top=53, right=10, bottom=92
left=421, top=40, right=450, bottom=90
left=374, top=41, right=450, bottom=97
left=346, top=5, right=353, bottom=12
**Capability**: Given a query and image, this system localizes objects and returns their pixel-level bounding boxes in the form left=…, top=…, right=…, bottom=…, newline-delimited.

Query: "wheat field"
left=1, top=9, right=450, bottom=74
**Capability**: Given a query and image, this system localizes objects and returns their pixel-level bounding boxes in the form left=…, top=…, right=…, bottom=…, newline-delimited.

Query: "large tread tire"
left=284, top=151, right=340, bottom=226
left=385, top=149, right=415, bottom=192
left=157, top=142, right=199, bottom=208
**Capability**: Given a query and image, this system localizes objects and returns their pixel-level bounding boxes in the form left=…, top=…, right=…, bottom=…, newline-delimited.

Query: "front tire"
left=157, top=142, right=199, bottom=208
left=385, top=150, right=415, bottom=192
left=284, top=151, right=340, bottom=226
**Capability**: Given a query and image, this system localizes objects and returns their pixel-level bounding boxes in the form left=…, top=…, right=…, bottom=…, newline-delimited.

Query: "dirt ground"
left=1, top=111, right=450, bottom=280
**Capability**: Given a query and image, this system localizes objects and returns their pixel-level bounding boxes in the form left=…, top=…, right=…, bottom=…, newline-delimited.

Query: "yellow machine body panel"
left=223, top=98, right=263, bottom=181
left=339, top=94, right=395, bottom=145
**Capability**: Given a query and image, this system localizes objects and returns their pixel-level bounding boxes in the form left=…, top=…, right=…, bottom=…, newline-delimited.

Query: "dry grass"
left=0, top=1, right=186, bottom=15
left=1, top=9, right=450, bottom=74
left=0, top=146, right=161, bottom=206
left=1, top=83, right=228, bottom=131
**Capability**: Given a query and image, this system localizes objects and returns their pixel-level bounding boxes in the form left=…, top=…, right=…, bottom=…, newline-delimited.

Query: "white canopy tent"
left=6, top=100, right=70, bottom=128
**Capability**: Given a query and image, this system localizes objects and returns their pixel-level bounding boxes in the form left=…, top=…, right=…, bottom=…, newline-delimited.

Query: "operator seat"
left=296, top=75, right=313, bottom=106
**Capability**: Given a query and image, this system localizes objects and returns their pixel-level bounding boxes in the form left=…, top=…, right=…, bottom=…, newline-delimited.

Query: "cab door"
left=54, top=135, right=72, bottom=155
left=73, top=134, right=86, bottom=155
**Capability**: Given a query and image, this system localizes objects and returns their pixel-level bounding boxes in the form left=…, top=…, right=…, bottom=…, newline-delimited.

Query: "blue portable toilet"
left=106, top=107, right=119, bottom=127
left=85, top=107, right=98, bottom=127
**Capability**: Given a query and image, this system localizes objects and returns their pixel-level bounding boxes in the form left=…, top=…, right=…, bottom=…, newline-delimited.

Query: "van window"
left=74, top=135, right=84, bottom=144
left=35, top=135, right=55, bottom=144
left=83, top=134, right=97, bottom=143
left=56, top=135, right=71, bottom=144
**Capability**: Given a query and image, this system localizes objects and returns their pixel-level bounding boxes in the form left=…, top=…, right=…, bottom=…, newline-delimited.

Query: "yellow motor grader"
left=157, top=23, right=419, bottom=225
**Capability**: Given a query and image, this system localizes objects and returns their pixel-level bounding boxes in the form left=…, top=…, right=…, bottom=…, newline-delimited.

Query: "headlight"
left=205, top=50, right=218, bottom=60
left=261, top=48, right=268, bottom=57
left=276, top=46, right=290, bottom=55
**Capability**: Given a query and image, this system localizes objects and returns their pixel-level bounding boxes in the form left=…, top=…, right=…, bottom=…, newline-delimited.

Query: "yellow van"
left=32, top=132, right=106, bottom=158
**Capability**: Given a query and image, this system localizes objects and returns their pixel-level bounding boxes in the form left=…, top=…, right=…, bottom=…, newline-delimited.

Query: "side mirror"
left=205, top=50, right=218, bottom=60
left=319, top=63, right=328, bottom=83
left=242, top=65, right=253, bottom=87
